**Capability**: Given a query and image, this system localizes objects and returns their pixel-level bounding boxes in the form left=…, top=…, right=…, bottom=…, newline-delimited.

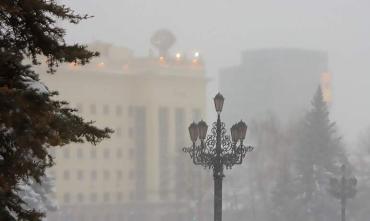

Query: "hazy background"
left=60, top=0, right=370, bottom=146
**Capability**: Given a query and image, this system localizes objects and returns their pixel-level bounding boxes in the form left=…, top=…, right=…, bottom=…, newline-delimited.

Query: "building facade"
left=219, top=48, right=330, bottom=124
left=39, top=42, right=210, bottom=221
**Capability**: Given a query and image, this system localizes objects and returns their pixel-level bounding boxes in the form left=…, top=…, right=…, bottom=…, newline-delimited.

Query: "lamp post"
left=183, top=93, right=253, bottom=221
left=328, top=165, right=357, bottom=221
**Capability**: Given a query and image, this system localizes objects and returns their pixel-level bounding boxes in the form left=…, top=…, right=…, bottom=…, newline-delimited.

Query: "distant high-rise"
left=219, top=48, right=329, bottom=123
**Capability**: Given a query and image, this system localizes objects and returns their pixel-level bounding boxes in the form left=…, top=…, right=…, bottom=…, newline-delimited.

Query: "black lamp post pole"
left=214, top=114, right=223, bottom=221
left=328, top=165, right=357, bottom=221
left=183, top=93, right=253, bottom=221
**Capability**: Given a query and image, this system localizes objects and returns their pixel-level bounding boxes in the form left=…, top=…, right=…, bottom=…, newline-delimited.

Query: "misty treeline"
left=221, top=86, right=370, bottom=221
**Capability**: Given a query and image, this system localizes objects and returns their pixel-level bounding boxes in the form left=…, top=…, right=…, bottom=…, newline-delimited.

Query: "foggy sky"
left=61, top=0, right=370, bottom=146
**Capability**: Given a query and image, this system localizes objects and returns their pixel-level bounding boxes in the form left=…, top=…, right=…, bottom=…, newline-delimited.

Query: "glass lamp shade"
left=238, top=121, right=248, bottom=140
left=214, top=93, right=224, bottom=113
left=198, top=120, right=208, bottom=140
left=188, top=122, right=199, bottom=143
left=230, top=124, right=240, bottom=143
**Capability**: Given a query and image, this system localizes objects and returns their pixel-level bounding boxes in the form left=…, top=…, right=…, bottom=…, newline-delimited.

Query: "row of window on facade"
left=63, top=191, right=134, bottom=204
left=115, top=127, right=133, bottom=137
left=62, top=147, right=134, bottom=159
left=59, top=169, right=134, bottom=181
left=76, top=104, right=137, bottom=116
left=76, top=104, right=201, bottom=123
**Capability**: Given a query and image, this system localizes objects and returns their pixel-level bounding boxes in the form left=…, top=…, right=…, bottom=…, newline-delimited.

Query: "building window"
left=77, top=170, right=84, bottom=180
left=116, top=105, right=122, bottom=116
left=91, top=170, right=97, bottom=180
left=128, top=106, right=133, bottom=117
left=103, top=170, right=110, bottom=180
left=63, top=148, right=70, bottom=159
left=175, top=108, right=186, bottom=147
left=104, top=214, right=111, bottom=221
left=116, top=128, right=122, bottom=137
left=77, top=193, right=84, bottom=203
left=103, top=149, right=110, bottom=159
left=90, top=104, right=96, bottom=115
left=192, top=108, right=202, bottom=122
left=129, top=149, right=134, bottom=157
left=103, top=192, right=110, bottom=202
left=90, top=148, right=97, bottom=159
left=117, top=170, right=123, bottom=180
left=90, top=193, right=97, bottom=203
left=79, top=214, right=85, bottom=221
left=129, top=170, right=134, bottom=180
left=129, top=192, right=134, bottom=200
left=76, top=103, right=83, bottom=113
left=77, top=148, right=83, bottom=159
left=116, top=192, right=123, bottom=202
left=63, top=170, right=70, bottom=180
left=103, top=104, right=109, bottom=115
left=63, top=193, right=70, bottom=204
left=116, top=149, right=123, bottom=158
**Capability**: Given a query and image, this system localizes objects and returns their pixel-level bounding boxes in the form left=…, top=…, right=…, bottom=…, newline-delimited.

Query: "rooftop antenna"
left=150, top=29, right=176, bottom=58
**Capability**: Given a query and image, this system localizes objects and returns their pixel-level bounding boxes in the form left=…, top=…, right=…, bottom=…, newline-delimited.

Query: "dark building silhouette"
left=220, top=48, right=329, bottom=123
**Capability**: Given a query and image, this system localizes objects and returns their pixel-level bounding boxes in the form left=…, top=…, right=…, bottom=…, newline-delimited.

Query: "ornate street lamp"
left=328, top=165, right=357, bottom=221
left=183, top=93, right=253, bottom=221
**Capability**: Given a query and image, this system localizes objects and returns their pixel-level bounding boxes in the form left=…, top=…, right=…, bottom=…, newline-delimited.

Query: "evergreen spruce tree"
left=263, top=117, right=300, bottom=221
left=270, top=147, right=300, bottom=221
left=0, top=1, right=112, bottom=220
left=293, top=86, right=346, bottom=221
left=18, top=171, right=58, bottom=221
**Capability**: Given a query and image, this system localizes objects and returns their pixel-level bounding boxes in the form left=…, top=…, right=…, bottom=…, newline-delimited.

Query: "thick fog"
left=61, top=0, right=370, bottom=142
left=36, top=1, right=370, bottom=221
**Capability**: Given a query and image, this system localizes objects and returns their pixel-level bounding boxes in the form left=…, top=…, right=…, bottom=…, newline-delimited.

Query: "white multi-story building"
left=39, top=42, right=210, bottom=221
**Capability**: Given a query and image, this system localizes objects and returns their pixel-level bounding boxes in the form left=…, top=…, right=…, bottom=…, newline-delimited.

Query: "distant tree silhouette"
left=293, top=86, right=347, bottom=221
